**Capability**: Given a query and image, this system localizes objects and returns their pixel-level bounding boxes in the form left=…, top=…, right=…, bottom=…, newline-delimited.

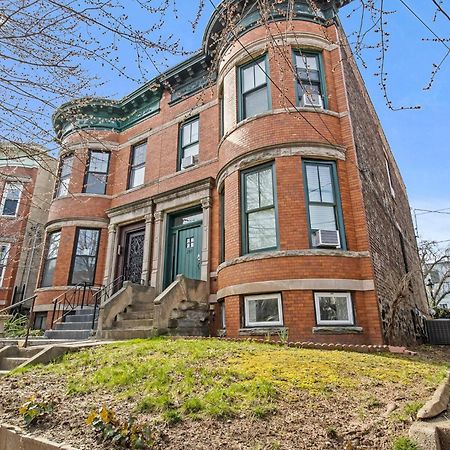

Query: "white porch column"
left=103, top=224, right=118, bottom=286
left=141, top=212, right=153, bottom=286
left=150, top=210, right=164, bottom=292
left=201, top=197, right=211, bottom=287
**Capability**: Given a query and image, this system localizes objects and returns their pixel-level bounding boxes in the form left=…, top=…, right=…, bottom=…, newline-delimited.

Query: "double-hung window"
left=128, top=142, right=146, bottom=189
left=294, top=52, right=325, bottom=108
left=0, top=182, right=22, bottom=216
left=314, top=292, right=354, bottom=326
left=304, top=160, right=345, bottom=249
left=69, top=228, right=100, bottom=285
left=219, top=187, right=225, bottom=263
left=0, top=243, right=10, bottom=287
left=40, top=231, right=61, bottom=288
left=239, top=56, right=270, bottom=121
left=242, top=164, right=278, bottom=253
left=84, top=151, right=110, bottom=194
left=56, top=154, right=74, bottom=198
left=244, top=293, right=283, bottom=327
left=179, top=117, right=199, bottom=170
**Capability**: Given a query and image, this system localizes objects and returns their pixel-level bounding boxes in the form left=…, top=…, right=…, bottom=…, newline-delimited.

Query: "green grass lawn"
left=13, top=338, right=449, bottom=424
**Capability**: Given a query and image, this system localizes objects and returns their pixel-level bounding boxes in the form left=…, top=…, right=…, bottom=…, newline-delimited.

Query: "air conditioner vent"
left=302, top=93, right=323, bottom=107
left=181, top=155, right=197, bottom=169
left=312, top=229, right=340, bottom=248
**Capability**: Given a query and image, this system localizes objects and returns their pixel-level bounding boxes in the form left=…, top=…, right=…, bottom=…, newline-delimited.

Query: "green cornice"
left=53, top=81, right=162, bottom=139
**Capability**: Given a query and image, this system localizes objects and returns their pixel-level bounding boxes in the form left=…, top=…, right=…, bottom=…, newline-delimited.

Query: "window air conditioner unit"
left=302, top=93, right=323, bottom=108
left=312, top=229, right=340, bottom=248
left=181, top=155, right=196, bottom=169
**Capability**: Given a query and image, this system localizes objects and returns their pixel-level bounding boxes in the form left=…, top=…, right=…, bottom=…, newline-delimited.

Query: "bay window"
left=84, top=151, right=110, bottom=194
left=294, top=51, right=326, bottom=108
left=56, top=154, right=74, bottom=198
left=40, top=231, right=61, bottom=288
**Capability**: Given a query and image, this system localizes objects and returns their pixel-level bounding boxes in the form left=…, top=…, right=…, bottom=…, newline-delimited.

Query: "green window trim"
left=303, top=159, right=346, bottom=250
left=293, top=50, right=328, bottom=110
left=241, top=162, right=279, bottom=255
left=178, top=116, right=200, bottom=171
left=237, top=55, right=271, bottom=122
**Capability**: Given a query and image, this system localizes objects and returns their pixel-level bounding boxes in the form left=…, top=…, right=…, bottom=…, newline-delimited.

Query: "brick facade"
left=35, top=0, right=427, bottom=345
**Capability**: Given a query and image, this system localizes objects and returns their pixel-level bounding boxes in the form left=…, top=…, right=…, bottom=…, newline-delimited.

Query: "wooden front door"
left=165, top=209, right=203, bottom=288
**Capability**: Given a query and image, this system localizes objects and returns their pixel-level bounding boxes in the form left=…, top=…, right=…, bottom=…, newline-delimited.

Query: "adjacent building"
left=0, top=143, right=56, bottom=325
left=34, top=0, right=428, bottom=345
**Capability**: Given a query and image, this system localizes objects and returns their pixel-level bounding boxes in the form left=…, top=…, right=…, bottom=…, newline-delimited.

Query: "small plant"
left=276, top=328, right=289, bottom=345
left=392, top=436, right=419, bottom=450
left=19, top=396, right=53, bottom=427
left=87, top=406, right=156, bottom=449
left=326, top=426, right=338, bottom=439
left=4, top=314, right=43, bottom=337
left=163, top=409, right=182, bottom=425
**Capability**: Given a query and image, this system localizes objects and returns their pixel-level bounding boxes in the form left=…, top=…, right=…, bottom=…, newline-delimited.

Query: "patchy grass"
left=12, top=338, right=447, bottom=423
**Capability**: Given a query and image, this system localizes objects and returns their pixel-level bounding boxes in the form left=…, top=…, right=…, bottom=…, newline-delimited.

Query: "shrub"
left=393, top=437, right=419, bottom=450
left=87, top=406, right=156, bottom=449
left=19, top=396, right=53, bottom=427
left=4, top=314, right=43, bottom=337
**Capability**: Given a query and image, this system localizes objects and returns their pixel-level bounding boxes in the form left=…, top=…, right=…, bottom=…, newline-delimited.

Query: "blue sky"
left=84, top=1, right=450, bottom=243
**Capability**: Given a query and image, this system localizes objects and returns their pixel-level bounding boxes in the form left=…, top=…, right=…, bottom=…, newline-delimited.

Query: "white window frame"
left=0, top=182, right=22, bottom=217
left=244, top=293, right=283, bottom=327
left=314, top=292, right=354, bottom=326
left=0, top=243, right=11, bottom=287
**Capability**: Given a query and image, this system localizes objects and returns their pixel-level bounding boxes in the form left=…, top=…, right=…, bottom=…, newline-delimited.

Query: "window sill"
left=313, top=326, right=363, bottom=335
left=0, top=215, right=18, bottom=219
left=239, top=326, right=287, bottom=336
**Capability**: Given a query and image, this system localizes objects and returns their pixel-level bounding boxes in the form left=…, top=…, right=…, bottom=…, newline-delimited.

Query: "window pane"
left=76, top=229, right=99, bottom=257
left=183, top=142, right=199, bottom=159
left=71, top=256, right=96, bottom=285
left=41, top=259, right=56, bottom=288
left=309, top=205, right=336, bottom=231
left=306, top=165, right=321, bottom=202
left=173, top=211, right=203, bottom=227
left=60, top=156, right=73, bottom=177
left=0, top=245, right=9, bottom=264
left=47, top=232, right=60, bottom=259
left=182, top=123, right=191, bottom=147
left=132, top=144, right=146, bottom=166
left=3, top=199, right=18, bottom=216
left=7, top=184, right=21, bottom=201
left=254, top=60, right=266, bottom=87
left=85, top=173, right=107, bottom=194
left=318, top=165, right=334, bottom=203
left=318, top=296, right=350, bottom=322
left=247, top=297, right=280, bottom=324
left=248, top=208, right=277, bottom=251
left=242, top=64, right=254, bottom=93
left=296, top=54, right=318, bottom=71
left=259, top=168, right=273, bottom=207
left=130, top=166, right=145, bottom=188
left=245, top=171, right=260, bottom=211
left=57, top=178, right=69, bottom=197
left=244, top=87, right=268, bottom=118
left=190, top=119, right=199, bottom=143
left=89, top=152, right=109, bottom=173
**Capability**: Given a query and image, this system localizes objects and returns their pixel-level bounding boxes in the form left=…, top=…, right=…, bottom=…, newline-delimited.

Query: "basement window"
left=314, top=292, right=354, bottom=326
left=244, top=293, right=283, bottom=327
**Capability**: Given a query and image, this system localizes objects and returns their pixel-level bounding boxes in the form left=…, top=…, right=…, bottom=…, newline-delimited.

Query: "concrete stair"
left=98, top=284, right=156, bottom=340
left=0, top=346, right=43, bottom=375
left=44, top=307, right=97, bottom=340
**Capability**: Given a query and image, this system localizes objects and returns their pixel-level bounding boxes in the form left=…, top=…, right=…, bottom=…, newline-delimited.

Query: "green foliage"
left=19, top=396, right=53, bottom=427
left=392, top=436, right=419, bottom=450
left=434, top=307, right=450, bottom=319
left=276, top=328, right=289, bottom=345
left=87, top=406, right=156, bottom=449
left=4, top=314, right=43, bottom=337
left=391, top=402, right=424, bottom=423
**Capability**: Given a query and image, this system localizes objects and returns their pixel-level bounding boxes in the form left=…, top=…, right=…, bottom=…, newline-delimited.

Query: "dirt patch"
left=0, top=340, right=448, bottom=450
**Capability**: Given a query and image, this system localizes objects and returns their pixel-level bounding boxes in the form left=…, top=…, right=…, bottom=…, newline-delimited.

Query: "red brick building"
left=0, top=144, right=56, bottom=324
left=35, top=0, right=428, bottom=345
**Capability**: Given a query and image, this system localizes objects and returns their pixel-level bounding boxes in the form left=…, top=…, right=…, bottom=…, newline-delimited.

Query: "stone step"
left=128, top=303, right=154, bottom=312
left=44, top=329, right=92, bottom=340
left=117, top=311, right=153, bottom=321
left=74, top=307, right=95, bottom=315
left=15, top=347, right=42, bottom=357
left=0, top=357, right=29, bottom=371
left=55, top=321, right=95, bottom=331
left=100, top=328, right=156, bottom=340
left=113, top=319, right=153, bottom=330
left=65, top=313, right=95, bottom=323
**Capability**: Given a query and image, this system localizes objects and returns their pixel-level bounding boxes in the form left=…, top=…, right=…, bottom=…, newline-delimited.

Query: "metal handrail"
left=0, top=295, right=37, bottom=315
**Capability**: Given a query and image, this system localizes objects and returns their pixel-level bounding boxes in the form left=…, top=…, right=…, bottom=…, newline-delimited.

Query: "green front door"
left=165, top=209, right=203, bottom=287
